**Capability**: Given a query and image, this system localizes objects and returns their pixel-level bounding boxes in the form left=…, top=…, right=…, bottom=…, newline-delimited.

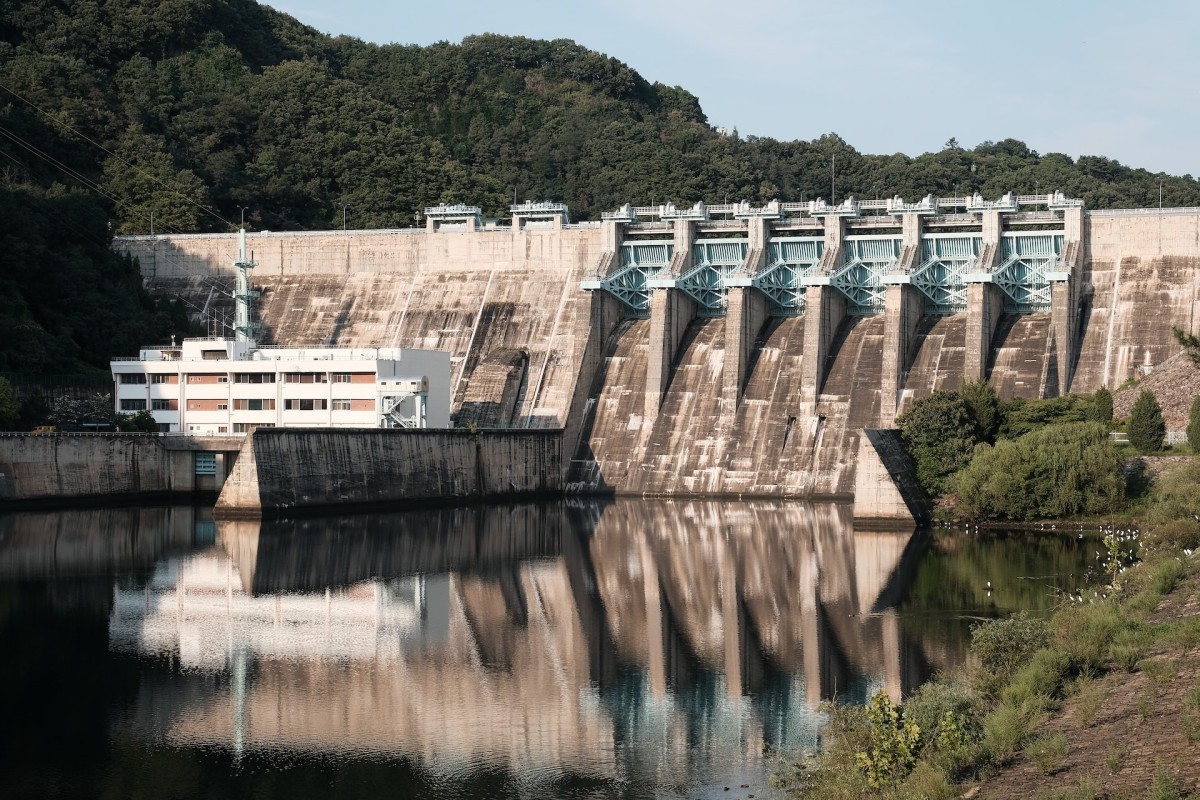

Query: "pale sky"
left=265, top=0, right=1200, bottom=177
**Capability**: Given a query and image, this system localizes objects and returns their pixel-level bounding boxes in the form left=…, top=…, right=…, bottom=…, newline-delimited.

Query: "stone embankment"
left=1112, top=353, right=1200, bottom=429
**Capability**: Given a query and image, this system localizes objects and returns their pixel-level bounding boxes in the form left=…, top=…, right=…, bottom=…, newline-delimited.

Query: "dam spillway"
left=115, top=197, right=1200, bottom=500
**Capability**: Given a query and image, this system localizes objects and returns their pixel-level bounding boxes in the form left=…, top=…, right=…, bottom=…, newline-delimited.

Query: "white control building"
left=111, top=337, right=450, bottom=435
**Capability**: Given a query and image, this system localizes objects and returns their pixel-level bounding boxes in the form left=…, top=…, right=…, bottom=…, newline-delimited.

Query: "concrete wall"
left=116, top=206, right=1200, bottom=511
left=215, top=428, right=562, bottom=517
left=119, top=227, right=599, bottom=428
left=853, top=430, right=931, bottom=524
left=1072, top=210, right=1200, bottom=391
left=0, top=434, right=236, bottom=507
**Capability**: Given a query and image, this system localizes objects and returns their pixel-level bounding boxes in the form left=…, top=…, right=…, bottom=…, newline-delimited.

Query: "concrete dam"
left=116, top=196, right=1200, bottom=500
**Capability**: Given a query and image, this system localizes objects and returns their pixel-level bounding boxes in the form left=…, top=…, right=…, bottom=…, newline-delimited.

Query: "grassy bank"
left=772, top=459, right=1200, bottom=799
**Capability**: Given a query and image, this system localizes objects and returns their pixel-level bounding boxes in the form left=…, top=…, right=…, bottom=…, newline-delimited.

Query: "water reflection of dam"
left=97, top=501, right=925, bottom=786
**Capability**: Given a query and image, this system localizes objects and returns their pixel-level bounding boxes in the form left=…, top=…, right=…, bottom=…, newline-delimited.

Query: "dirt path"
left=970, top=570, right=1200, bottom=799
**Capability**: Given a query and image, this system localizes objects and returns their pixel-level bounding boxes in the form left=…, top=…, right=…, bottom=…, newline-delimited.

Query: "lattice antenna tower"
left=233, top=227, right=258, bottom=343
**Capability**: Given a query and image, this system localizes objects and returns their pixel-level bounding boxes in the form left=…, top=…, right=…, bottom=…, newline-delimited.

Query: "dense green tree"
left=959, top=379, right=1001, bottom=444
left=1188, top=396, right=1200, bottom=453
left=1128, top=389, right=1166, bottom=454
left=1089, top=387, right=1113, bottom=424
left=953, top=422, right=1124, bottom=520
left=0, top=378, right=19, bottom=428
left=1172, top=326, right=1200, bottom=366
left=897, top=390, right=977, bottom=496
left=999, top=395, right=1092, bottom=440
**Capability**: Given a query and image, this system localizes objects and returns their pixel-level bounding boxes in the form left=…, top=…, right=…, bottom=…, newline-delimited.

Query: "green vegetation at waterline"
left=897, top=383, right=1194, bottom=521
left=772, top=464, right=1200, bottom=798
left=953, top=423, right=1124, bottom=521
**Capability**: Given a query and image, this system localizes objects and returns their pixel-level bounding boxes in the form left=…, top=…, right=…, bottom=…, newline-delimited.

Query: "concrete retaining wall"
left=0, top=434, right=191, bottom=507
left=215, top=428, right=562, bottom=517
left=853, top=429, right=931, bottom=524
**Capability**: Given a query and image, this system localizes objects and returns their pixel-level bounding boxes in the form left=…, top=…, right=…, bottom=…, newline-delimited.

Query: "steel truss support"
left=909, top=235, right=981, bottom=313
left=594, top=240, right=673, bottom=316
left=830, top=236, right=901, bottom=314
left=675, top=239, right=748, bottom=315
left=753, top=238, right=823, bottom=314
left=993, top=233, right=1063, bottom=312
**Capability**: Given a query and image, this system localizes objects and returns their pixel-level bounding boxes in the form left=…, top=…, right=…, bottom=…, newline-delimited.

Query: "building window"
left=119, top=373, right=147, bottom=384
left=217, top=403, right=229, bottom=411
left=151, top=374, right=174, bottom=384
left=234, top=373, right=275, bottom=384
left=233, top=398, right=276, bottom=411
left=284, top=398, right=328, bottom=411
left=218, top=426, right=228, bottom=433
left=284, top=372, right=328, bottom=384
left=332, top=373, right=352, bottom=383
left=157, top=423, right=173, bottom=433
left=233, top=422, right=275, bottom=433
left=332, top=399, right=352, bottom=411
left=195, top=452, right=217, bottom=475
left=151, top=399, right=176, bottom=411
left=201, top=350, right=225, bottom=360
left=186, top=374, right=228, bottom=384
left=120, top=399, right=147, bottom=411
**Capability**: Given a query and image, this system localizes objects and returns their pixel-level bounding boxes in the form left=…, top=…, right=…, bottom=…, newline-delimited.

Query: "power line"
left=0, top=80, right=237, bottom=230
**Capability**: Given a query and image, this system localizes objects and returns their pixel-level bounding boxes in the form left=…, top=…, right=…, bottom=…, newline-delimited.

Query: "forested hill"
left=1, top=0, right=1199, bottom=373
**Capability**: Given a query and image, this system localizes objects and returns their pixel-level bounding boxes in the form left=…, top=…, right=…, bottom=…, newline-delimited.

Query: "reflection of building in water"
left=107, top=501, right=925, bottom=786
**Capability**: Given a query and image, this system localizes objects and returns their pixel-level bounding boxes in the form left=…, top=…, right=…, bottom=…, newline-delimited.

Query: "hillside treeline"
left=2, top=0, right=1199, bottom=371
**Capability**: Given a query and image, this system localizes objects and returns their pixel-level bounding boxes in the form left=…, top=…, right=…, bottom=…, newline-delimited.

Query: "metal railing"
left=1088, top=207, right=1200, bottom=217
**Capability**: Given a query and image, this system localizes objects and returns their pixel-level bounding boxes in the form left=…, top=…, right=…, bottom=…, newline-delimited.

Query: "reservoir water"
left=0, top=500, right=1094, bottom=799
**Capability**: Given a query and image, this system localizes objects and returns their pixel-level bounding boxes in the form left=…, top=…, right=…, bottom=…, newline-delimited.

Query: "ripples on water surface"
left=0, top=501, right=1093, bottom=799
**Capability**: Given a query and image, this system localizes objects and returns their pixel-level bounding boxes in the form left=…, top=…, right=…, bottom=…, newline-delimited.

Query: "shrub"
left=1001, top=649, right=1070, bottom=709
left=981, top=703, right=1027, bottom=765
left=1073, top=678, right=1107, bottom=727
left=999, top=394, right=1092, bottom=439
left=1089, top=386, right=1113, bottom=424
left=1026, top=731, right=1068, bottom=775
left=1189, top=395, right=1200, bottom=453
left=1143, top=459, right=1200, bottom=552
left=1053, top=604, right=1125, bottom=674
left=1184, top=679, right=1200, bottom=743
left=897, top=390, right=978, bottom=496
left=854, top=691, right=922, bottom=789
left=1108, top=625, right=1152, bottom=672
left=1128, top=389, right=1166, bottom=454
left=898, top=762, right=956, bottom=800
left=952, top=422, right=1124, bottom=520
left=903, top=679, right=981, bottom=774
left=971, top=612, right=1051, bottom=697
